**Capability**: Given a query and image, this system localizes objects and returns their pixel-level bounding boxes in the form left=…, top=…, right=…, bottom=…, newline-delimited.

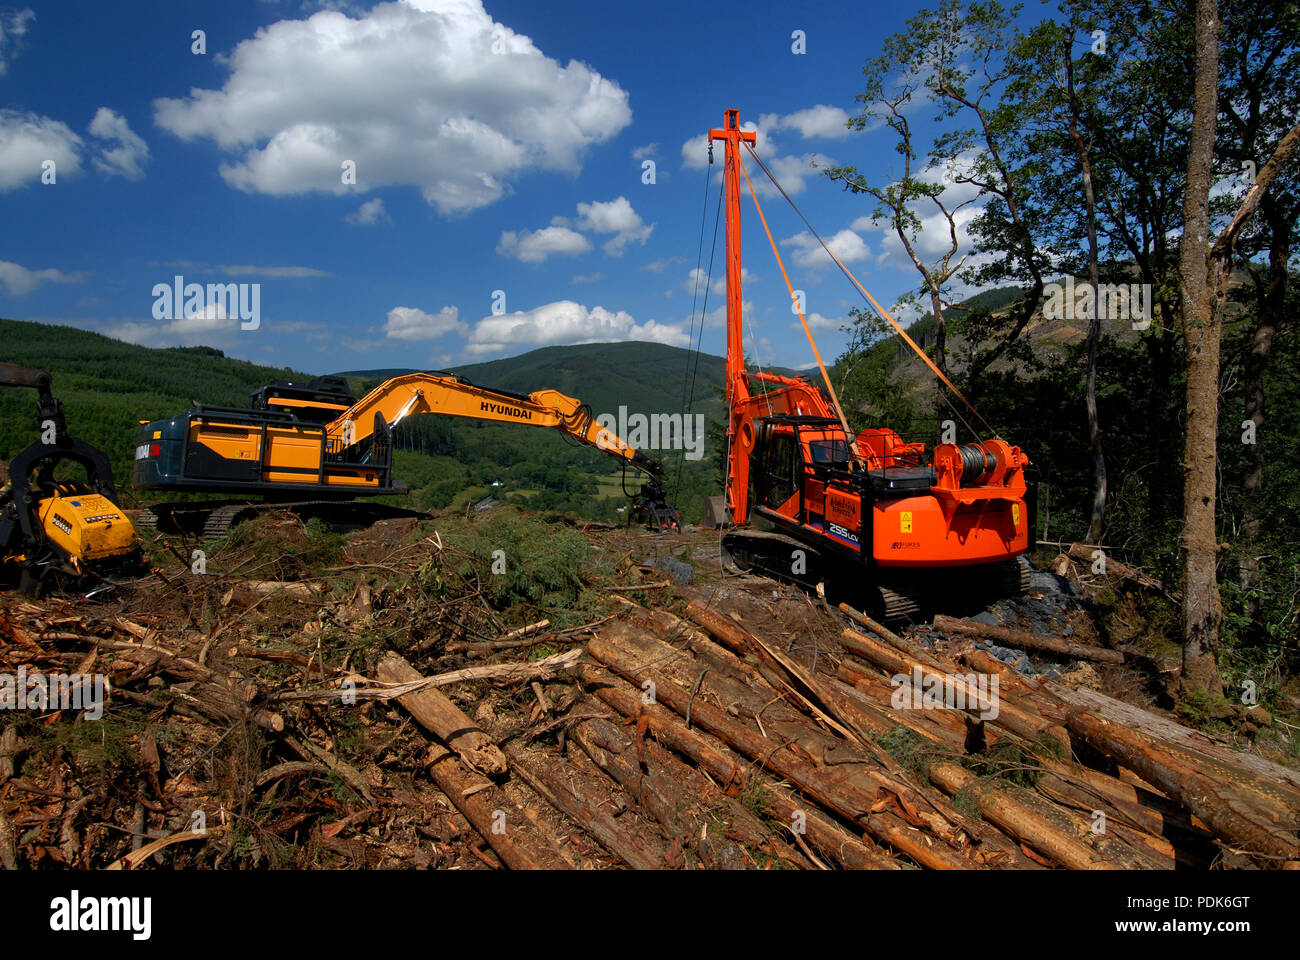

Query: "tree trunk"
left=1065, top=40, right=1108, bottom=544
left=1176, top=0, right=1225, bottom=697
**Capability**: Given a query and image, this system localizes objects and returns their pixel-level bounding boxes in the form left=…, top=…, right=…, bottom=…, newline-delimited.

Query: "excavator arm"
left=323, top=372, right=663, bottom=476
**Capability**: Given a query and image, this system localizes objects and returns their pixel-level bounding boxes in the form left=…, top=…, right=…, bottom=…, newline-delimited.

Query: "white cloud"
left=106, top=306, right=250, bottom=347
left=681, top=117, right=825, bottom=196
left=153, top=0, right=631, bottom=214
left=783, top=229, right=869, bottom=269
left=631, top=143, right=658, bottom=160
left=685, top=266, right=755, bottom=296
left=762, top=105, right=853, bottom=140
left=0, top=8, right=35, bottom=76
left=753, top=152, right=825, bottom=197
left=346, top=197, right=390, bottom=225
left=87, top=107, right=148, bottom=180
left=681, top=117, right=763, bottom=170
left=467, top=300, right=688, bottom=355
left=571, top=272, right=604, bottom=284
left=702, top=299, right=755, bottom=328
left=794, top=312, right=843, bottom=331
left=385, top=304, right=464, bottom=340
left=575, top=196, right=652, bottom=255
left=218, top=264, right=329, bottom=277
left=497, top=225, right=592, bottom=263
left=642, top=256, right=683, bottom=273
left=0, top=260, right=86, bottom=295
left=0, top=110, right=82, bottom=190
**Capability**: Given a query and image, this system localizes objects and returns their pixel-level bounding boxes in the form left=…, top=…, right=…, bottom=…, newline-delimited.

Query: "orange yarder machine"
left=708, top=110, right=1033, bottom=619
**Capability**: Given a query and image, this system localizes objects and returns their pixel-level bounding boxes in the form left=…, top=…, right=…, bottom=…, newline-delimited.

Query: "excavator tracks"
left=139, top=500, right=432, bottom=538
left=722, top=528, right=1030, bottom=624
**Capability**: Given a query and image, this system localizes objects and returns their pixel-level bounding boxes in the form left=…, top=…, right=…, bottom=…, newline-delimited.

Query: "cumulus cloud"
left=87, top=107, right=148, bottom=180
left=783, top=229, right=869, bottom=269
left=642, top=256, right=684, bottom=273
left=680, top=117, right=825, bottom=195
left=218, top=264, right=329, bottom=277
left=106, top=305, right=252, bottom=347
left=793, top=312, right=844, bottom=331
left=497, top=226, right=592, bottom=263
left=0, top=260, right=86, bottom=295
left=760, top=105, right=853, bottom=140
left=346, top=197, right=390, bottom=225
left=571, top=272, right=604, bottom=284
left=575, top=196, right=653, bottom=255
left=0, top=8, right=34, bottom=76
left=685, top=266, right=755, bottom=297
left=467, top=300, right=688, bottom=356
left=153, top=0, right=631, bottom=214
left=702, top=299, right=755, bottom=328
left=0, top=110, right=82, bottom=190
left=861, top=152, right=985, bottom=279
left=385, top=304, right=464, bottom=340
left=631, top=143, right=658, bottom=160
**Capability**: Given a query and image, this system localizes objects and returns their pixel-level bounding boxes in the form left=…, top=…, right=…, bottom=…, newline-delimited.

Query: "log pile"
left=1, top=513, right=1296, bottom=871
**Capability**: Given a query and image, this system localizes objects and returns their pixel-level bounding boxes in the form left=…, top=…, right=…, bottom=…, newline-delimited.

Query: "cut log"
left=220, top=579, right=327, bottom=607
left=926, top=761, right=1111, bottom=869
left=932, top=614, right=1125, bottom=664
left=577, top=669, right=902, bottom=870
left=1048, top=682, right=1300, bottom=797
left=424, top=740, right=570, bottom=870
left=840, top=628, right=1070, bottom=754
left=1066, top=708, right=1300, bottom=861
left=587, top=627, right=976, bottom=869
left=376, top=652, right=507, bottom=778
left=501, top=741, right=666, bottom=870
left=839, top=603, right=945, bottom=667
left=1067, top=543, right=1166, bottom=592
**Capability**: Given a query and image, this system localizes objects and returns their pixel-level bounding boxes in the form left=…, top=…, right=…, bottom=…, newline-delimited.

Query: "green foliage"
left=445, top=511, right=611, bottom=624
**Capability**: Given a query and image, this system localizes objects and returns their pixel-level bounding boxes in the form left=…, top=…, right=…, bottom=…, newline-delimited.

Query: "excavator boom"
left=323, top=372, right=660, bottom=474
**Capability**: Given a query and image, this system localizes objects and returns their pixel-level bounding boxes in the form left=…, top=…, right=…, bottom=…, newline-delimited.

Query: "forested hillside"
left=0, top=320, right=723, bottom=521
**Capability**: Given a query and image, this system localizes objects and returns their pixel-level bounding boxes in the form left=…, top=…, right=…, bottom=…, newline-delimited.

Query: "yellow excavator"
left=1, top=362, right=142, bottom=595
left=133, top=371, right=680, bottom=535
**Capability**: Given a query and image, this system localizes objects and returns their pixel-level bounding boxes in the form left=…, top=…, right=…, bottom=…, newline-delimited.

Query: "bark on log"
left=1048, top=682, right=1300, bottom=797
left=587, top=628, right=976, bottom=869
left=926, top=761, right=1111, bottom=869
left=1066, top=708, right=1300, bottom=861
left=376, top=653, right=508, bottom=778
left=221, top=579, right=327, bottom=607
left=840, top=628, right=1070, bottom=754
left=501, top=741, right=666, bottom=870
left=578, top=668, right=903, bottom=870
left=933, top=614, right=1125, bottom=664
left=838, top=603, right=945, bottom=667
left=424, top=740, right=570, bottom=870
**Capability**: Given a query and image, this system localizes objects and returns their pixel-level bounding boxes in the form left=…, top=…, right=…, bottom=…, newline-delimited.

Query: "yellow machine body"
left=34, top=488, right=139, bottom=570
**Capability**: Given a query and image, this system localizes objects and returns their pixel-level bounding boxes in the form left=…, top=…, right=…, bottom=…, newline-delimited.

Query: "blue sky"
left=1, top=0, right=1021, bottom=375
